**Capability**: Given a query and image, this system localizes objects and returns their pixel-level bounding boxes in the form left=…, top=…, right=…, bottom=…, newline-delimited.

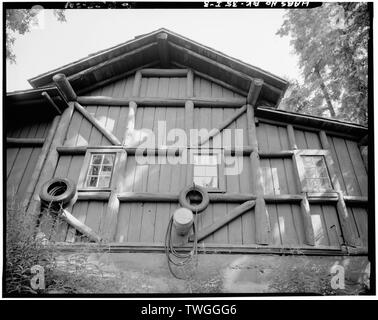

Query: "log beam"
left=74, top=102, right=121, bottom=145
left=189, top=200, right=256, bottom=242
left=247, top=78, right=264, bottom=107
left=6, top=137, right=45, bottom=147
left=52, top=73, right=77, bottom=102
left=199, top=105, right=247, bottom=146
left=140, top=68, right=187, bottom=77
left=76, top=96, right=246, bottom=108
left=156, top=32, right=170, bottom=68
left=42, top=91, right=62, bottom=115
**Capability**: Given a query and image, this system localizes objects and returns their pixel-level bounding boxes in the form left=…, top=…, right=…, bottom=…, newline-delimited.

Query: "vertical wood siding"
left=7, top=120, right=51, bottom=203
left=45, top=71, right=368, bottom=250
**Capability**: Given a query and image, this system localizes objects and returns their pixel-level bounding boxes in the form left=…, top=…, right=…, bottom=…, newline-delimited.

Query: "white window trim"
left=189, top=148, right=226, bottom=193
left=78, top=148, right=124, bottom=191
left=293, top=149, right=340, bottom=197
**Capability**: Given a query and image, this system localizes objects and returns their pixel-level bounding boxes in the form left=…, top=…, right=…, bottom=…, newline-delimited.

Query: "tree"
left=6, top=9, right=66, bottom=63
left=277, top=3, right=369, bottom=125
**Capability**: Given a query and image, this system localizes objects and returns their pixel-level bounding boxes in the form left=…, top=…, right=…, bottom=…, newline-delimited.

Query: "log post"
left=52, top=74, right=77, bottom=102
left=27, top=103, right=75, bottom=216
left=157, top=32, right=170, bottom=68
left=319, top=130, right=330, bottom=149
left=247, top=78, right=264, bottom=107
left=22, top=116, right=60, bottom=210
left=187, top=69, right=194, bottom=98
left=102, top=150, right=127, bottom=241
left=287, top=125, right=298, bottom=150
left=132, top=70, right=142, bottom=97
left=124, top=101, right=138, bottom=146
left=247, top=104, right=271, bottom=244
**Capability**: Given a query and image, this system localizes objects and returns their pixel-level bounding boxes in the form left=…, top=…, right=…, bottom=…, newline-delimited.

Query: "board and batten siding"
left=7, top=120, right=51, bottom=203
left=44, top=71, right=368, bottom=251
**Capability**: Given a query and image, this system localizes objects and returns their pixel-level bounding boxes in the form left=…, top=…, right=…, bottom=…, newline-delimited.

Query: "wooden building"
left=6, top=29, right=369, bottom=291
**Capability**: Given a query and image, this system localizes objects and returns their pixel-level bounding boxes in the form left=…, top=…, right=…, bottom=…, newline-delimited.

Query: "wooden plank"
left=187, top=69, right=194, bottom=97
left=304, top=131, right=321, bottom=149
left=294, top=129, right=307, bottom=149
left=267, top=204, right=281, bottom=245
left=115, top=203, right=131, bottom=243
left=6, top=148, right=19, bottom=179
left=345, top=140, right=368, bottom=197
left=287, top=125, right=297, bottom=150
left=350, top=207, right=368, bottom=247
left=319, top=130, right=330, bottom=149
left=190, top=200, right=255, bottom=242
left=310, top=204, right=330, bottom=246
left=321, top=204, right=343, bottom=247
left=123, top=101, right=138, bottom=146
left=332, top=136, right=361, bottom=195
left=301, top=196, right=315, bottom=245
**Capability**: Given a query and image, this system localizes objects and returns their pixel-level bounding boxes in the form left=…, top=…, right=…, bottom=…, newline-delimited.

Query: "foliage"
left=6, top=9, right=66, bottom=63
left=277, top=3, right=369, bottom=125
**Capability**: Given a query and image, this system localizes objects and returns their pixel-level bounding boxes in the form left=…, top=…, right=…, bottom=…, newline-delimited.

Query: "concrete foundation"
left=55, top=251, right=370, bottom=294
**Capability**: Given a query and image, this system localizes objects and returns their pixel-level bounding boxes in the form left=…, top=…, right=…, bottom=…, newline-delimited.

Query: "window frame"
left=189, top=148, right=226, bottom=193
left=293, top=149, right=339, bottom=198
left=78, top=148, right=124, bottom=191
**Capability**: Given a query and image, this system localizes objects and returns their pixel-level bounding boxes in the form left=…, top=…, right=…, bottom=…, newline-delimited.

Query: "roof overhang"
left=27, top=28, right=288, bottom=107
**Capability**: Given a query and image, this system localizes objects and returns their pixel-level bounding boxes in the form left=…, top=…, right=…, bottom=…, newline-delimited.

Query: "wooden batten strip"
left=27, top=103, right=75, bottom=215
left=140, top=69, right=188, bottom=77
left=77, top=191, right=111, bottom=200
left=287, top=124, right=298, bottom=150
left=187, top=69, right=194, bottom=97
left=123, top=101, right=138, bottom=146
left=156, top=32, right=170, bottom=68
left=247, top=78, right=264, bottom=107
left=74, top=102, right=121, bottom=146
left=6, top=137, right=45, bottom=147
left=319, top=130, right=330, bottom=149
left=52, top=73, right=77, bottom=102
left=247, top=105, right=258, bottom=151
left=199, top=105, right=247, bottom=146
left=76, top=96, right=246, bottom=108
left=189, top=200, right=256, bottom=242
left=21, top=116, right=60, bottom=209
left=300, top=196, right=315, bottom=245
left=132, top=71, right=142, bottom=97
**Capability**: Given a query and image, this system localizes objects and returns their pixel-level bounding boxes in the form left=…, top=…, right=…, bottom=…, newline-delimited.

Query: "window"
left=78, top=148, right=125, bottom=190
left=191, top=149, right=225, bottom=192
left=85, top=153, right=115, bottom=188
left=294, top=150, right=336, bottom=194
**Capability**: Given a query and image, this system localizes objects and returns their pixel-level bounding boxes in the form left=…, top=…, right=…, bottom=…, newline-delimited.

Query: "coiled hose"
left=164, top=210, right=198, bottom=280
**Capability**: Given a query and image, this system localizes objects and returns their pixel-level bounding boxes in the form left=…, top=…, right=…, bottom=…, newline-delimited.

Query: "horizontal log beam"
left=190, top=200, right=256, bottom=242
left=259, top=151, right=294, bottom=158
left=140, top=68, right=188, bottom=77
left=343, top=196, right=368, bottom=206
left=77, top=96, right=246, bottom=108
left=77, top=191, right=111, bottom=201
left=7, top=137, right=45, bottom=147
